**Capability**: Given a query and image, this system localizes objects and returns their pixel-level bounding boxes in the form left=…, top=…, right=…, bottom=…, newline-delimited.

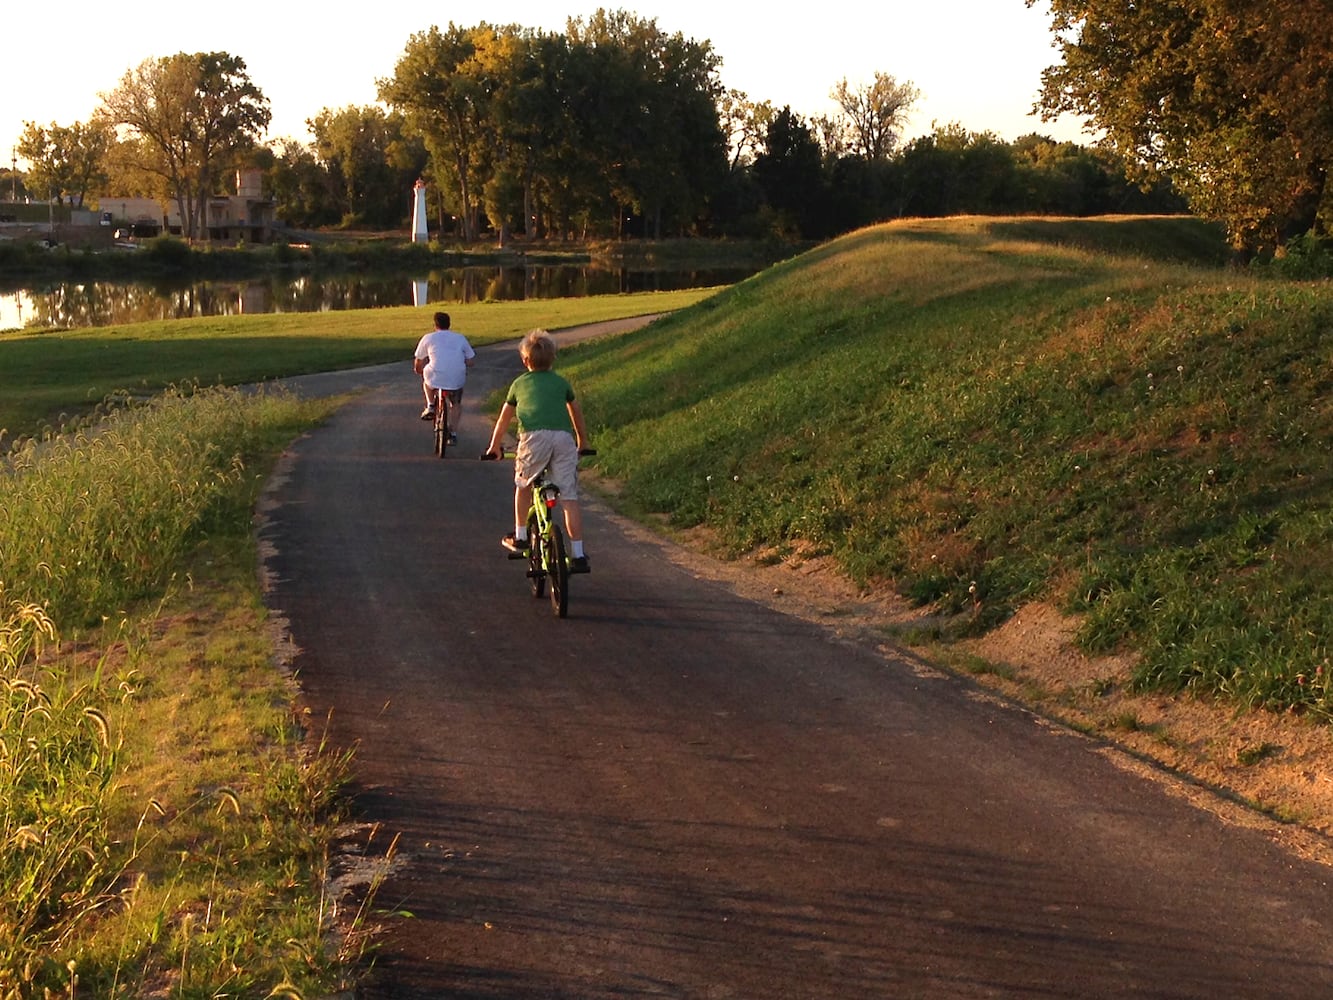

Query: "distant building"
left=97, top=196, right=165, bottom=237
left=97, top=169, right=276, bottom=243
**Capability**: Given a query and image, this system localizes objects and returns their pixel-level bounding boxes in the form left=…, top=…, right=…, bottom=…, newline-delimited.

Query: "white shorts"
left=514, top=429, right=579, bottom=499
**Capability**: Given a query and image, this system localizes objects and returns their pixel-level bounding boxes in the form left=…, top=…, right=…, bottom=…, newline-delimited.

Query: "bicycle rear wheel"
left=434, top=395, right=448, bottom=458
left=548, top=522, right=569, bottom=618
left=526, top=511, right=546, bottom=598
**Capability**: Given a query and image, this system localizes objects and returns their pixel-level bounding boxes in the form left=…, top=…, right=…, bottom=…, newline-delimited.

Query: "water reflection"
left=0, top=264, right=750, bottom=332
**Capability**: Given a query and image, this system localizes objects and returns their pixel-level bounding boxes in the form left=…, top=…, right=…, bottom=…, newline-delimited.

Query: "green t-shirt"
left=506, top=369, right=576, bottom=434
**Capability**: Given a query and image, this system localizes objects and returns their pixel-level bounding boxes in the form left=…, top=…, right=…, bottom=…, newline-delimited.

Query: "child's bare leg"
left=561, top=500, right=583, bottom=542
left=514, top=484, right=533, bottom=536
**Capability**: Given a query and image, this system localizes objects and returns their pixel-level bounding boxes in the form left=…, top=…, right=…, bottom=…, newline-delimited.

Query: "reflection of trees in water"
left=11, top=265, right=752, bottom=330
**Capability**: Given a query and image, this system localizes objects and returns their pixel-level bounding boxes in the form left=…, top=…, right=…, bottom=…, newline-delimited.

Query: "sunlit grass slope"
left=568, top=216, right=1333, bottom=715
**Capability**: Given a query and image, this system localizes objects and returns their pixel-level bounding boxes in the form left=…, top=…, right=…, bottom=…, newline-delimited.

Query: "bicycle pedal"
left=525, top=568, right=545, bottom=578
left=507, top=551, right=527, bottom=560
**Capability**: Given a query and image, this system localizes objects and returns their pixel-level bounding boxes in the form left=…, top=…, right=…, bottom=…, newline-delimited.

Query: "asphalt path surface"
left=260, top=319, right=1333, bottom=998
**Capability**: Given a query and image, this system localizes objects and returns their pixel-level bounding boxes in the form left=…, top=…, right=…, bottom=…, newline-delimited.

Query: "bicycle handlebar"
left=480, top=447, right=597, bottom=461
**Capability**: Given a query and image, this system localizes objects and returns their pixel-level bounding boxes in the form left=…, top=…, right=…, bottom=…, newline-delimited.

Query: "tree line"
left=6, top=5, right=1328, bottom=255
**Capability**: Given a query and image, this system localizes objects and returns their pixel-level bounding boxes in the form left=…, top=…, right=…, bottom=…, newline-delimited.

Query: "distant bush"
left=138, top=235, right=192, bottom=269
left=1262, top=231, right=1333, bottom=280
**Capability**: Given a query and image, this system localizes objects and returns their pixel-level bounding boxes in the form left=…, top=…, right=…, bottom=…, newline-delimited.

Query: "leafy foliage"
left=308, top=106, right=426, bottom=228
left=378, top=16, right=729, bottom=242
left=829, top=72, right=920, bottom=162
left=1032, top=0, right=1333, bottom=254
left=15, top=119, right=112, bottom=208
left=101, top=52, right=270, bottom=241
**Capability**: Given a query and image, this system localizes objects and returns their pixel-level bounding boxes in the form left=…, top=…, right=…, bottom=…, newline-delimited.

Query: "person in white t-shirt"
left=413, top=311, right=476, bottom=443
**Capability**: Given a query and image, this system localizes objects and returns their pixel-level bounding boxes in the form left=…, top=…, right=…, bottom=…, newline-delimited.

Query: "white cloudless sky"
left=2, top=0, right=1091, bottom=166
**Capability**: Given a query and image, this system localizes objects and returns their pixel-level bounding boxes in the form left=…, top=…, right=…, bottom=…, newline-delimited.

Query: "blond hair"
left=520, top=329, right=557, bottom=370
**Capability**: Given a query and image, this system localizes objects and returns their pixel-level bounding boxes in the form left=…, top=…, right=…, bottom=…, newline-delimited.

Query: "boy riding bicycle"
left=483, top=329, right=592, bottom=574
left=414, top=311, right=475, bottom=444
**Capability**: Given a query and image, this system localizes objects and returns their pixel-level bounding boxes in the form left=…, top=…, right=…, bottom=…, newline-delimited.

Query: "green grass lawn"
left=0, top=289, right=716, bottom=441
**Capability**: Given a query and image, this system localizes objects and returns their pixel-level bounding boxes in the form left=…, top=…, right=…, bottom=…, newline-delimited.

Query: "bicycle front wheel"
left=547, top=521, right=569, bottom=618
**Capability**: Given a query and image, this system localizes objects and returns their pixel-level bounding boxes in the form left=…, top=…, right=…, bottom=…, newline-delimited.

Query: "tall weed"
left=0, top=386, right=358, bottom=997
left=0, top=600, right=118, bottom=974
left=2, top=386, right=278, bottom=628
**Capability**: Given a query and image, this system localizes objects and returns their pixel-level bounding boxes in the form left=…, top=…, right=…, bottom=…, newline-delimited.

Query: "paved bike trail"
left=259, top=318, right=1333, bottom=998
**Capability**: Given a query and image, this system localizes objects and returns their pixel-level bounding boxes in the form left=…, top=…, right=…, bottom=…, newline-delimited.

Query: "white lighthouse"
left=411, top=178, right=428, bottom=243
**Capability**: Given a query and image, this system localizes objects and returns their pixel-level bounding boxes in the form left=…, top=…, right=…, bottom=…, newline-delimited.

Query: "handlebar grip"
left=579, top=448, right=598, bottom=457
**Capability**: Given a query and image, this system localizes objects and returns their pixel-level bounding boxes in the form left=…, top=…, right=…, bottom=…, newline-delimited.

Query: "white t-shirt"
left=414, top=329, right=475, bottom=391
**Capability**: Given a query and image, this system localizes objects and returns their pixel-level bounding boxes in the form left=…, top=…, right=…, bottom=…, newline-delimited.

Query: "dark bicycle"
left=428, top=387, right=460, bottom=458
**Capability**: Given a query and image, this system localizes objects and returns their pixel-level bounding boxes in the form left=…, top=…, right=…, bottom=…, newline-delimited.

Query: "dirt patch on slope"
left=602, top=504, right=1333, bottom=866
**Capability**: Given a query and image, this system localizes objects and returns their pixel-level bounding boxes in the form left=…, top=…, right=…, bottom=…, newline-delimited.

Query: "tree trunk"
left=174, top=192, right=191, bottom=241
left=522, top=175, right=534, bottom=239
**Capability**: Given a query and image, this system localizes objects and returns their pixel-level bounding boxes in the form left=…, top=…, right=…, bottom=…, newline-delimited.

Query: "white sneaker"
left=420, top=407, right=435, bottom=420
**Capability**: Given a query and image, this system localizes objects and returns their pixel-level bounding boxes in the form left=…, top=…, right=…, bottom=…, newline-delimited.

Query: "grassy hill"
left=566, top=215, right=1333, bottom=719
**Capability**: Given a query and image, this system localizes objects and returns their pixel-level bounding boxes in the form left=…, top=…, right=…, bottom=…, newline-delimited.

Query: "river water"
left=0, top=263, right=752, bottom=332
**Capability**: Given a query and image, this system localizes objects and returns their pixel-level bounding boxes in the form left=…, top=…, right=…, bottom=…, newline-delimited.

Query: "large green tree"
left=379, top=24, right=493, bottom=241
left=268, top=138, right=339, bottom=228
left=101, top=52, right=270, bottom=241
left=751, top=107, right=826, bottom=237
left=719, top=90, right=774, bottom=173
left=381, top=12, right=728, bottom=242
left=1031, top=0, right=1333, bottom=254
left=16, top=118, right=112, bottom=207
left=475, top=25, right=559, bottom=242
left=309, top=105, right=425, bottom=228
left=830, top=72, right=919, bottom=163
left=565, top=10, right=727, bottom=237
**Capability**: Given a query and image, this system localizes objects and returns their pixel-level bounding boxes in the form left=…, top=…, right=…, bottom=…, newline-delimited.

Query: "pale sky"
left=3, top=0, right=1090, bottom=166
